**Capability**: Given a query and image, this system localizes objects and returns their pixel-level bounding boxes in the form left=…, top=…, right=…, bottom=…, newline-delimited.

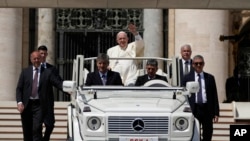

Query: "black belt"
left=29, top=99, right=40, bottom=104
left=195, top=103, right=207, bottom=108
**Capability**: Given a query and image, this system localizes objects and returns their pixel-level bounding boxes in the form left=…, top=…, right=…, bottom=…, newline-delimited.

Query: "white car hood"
left=87, top=97, right=183, bottom=113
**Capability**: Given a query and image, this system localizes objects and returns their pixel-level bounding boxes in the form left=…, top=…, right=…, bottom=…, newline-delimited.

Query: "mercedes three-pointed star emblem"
left=132, top=118, right=145, bottom=132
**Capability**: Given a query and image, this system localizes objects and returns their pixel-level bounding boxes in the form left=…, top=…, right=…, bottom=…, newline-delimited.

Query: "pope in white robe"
left=107, top=24, right=144, bottom=85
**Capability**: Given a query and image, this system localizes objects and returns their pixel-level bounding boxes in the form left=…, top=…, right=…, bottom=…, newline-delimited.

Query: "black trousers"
left=21, top=99, right=43, bottom=141
left=43, top=105, right=55, bottom=141
left=194, top=103, right=213, bottom=141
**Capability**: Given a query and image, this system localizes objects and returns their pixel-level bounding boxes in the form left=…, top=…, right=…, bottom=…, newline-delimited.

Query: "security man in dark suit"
left=135, top=59, right=168, bottom=86
left=169, top=44, right=194, bottom=85
left=179, top=44, right=194, bottom=82
left=182, top=55, right=219, bottom=141
left=38, top=45, right=61, bottom=141
left=16, top=51, right=65, bottom=141
left=85, top=53, right=123, bottom=86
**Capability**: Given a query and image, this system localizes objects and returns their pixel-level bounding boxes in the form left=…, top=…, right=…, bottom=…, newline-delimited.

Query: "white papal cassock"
left=107, top=35, right=144, bottom=85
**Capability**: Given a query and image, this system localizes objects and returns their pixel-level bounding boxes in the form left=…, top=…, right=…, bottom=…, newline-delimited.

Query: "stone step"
left=0, top=114, right=67, bottom=120
left=0, top=120, right=66, bottom=127
left=213, top=123, right=231, bottom=129
left=0, top=133, right=67, bottom=140
left=0, top=101, right=69, bottom=140
left=0, top=108, right=67, bottom=114
left=219, top=111, right=233, bottom=117
left=219, top=103, right=233, bottom=110
left=212, top=136, right=229, bottom=141
left=0, top=127, right=67, bottom=133
left=213, top=103, right=232, bottom=141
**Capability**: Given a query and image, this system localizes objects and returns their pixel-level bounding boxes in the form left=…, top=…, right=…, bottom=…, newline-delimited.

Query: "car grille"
left=108, top=116, right=169, bottom=134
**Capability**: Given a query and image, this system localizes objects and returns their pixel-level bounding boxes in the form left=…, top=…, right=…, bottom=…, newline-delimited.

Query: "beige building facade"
left=0, top=8, right=249, bottom=102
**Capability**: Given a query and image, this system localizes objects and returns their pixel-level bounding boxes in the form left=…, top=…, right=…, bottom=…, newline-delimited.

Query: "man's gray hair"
left=181, top=44, right=192, bottom=50
left=193, top=54, right=204, bottom=61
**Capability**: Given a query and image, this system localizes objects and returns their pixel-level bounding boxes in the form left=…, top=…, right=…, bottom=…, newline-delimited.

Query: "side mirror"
left=186, top=81, right=199, bottom=93
left=63, top=81, right=76, bottom=93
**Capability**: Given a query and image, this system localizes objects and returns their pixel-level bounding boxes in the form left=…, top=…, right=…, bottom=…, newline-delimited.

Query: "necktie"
left=197, top=73, right=203, bottom=103
left=184, top=61, right=189, bottom=75
left=41, top=63, right=45, bottom=68
left=149, top=76, right=154, bottom=80
left=31, top=68, right=38, bottom=98
left=102, top=74, right=106, bottom=85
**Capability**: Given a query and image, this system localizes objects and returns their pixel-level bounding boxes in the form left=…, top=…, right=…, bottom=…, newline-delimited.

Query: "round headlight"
left=175, top=117, right=189, bottom=131
left=87, top=117, right=101, bottom=130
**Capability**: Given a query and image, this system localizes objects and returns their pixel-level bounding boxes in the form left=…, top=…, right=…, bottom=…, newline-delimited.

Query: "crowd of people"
left=16, top=23, right=221, bottom=141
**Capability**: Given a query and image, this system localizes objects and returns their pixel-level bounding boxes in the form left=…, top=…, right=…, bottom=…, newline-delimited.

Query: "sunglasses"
left=193, top=62, right=204, bottom=66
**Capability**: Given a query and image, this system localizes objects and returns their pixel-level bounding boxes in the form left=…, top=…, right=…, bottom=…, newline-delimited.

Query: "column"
left=143, top=9, right=163, bottom=68
left=174, top=9, right=230, bottom=102
left=37, top=8, right=55, bottom=65
left=0, top=8, right=23, bottom=100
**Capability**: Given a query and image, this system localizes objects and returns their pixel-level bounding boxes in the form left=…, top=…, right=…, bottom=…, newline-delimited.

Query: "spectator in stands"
left=135, top=59, right=168, bottom=86
left=85, top=53, right=123, bottom=86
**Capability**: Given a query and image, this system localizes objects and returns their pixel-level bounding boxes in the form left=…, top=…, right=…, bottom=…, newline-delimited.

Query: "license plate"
left=119, top=136, right=158, bottom=141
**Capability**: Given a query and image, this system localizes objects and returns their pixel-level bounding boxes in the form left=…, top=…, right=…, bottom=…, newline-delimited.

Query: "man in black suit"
left=16, top=51, right=64, bottom=141
left=169, top=44, right=194, bottom=85
left=179, top=44, right=194, bottom=82
left=85, top=53, right=123, bottom=86
left=135, top=59, right=168, bottom=86
left=38, top=45, right=61, bottom=141
left=182, top=55, right=219, bottom=141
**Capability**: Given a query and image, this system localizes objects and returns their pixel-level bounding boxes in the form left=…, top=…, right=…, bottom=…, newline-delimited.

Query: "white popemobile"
left=63, top=55, right=200, bottom=141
